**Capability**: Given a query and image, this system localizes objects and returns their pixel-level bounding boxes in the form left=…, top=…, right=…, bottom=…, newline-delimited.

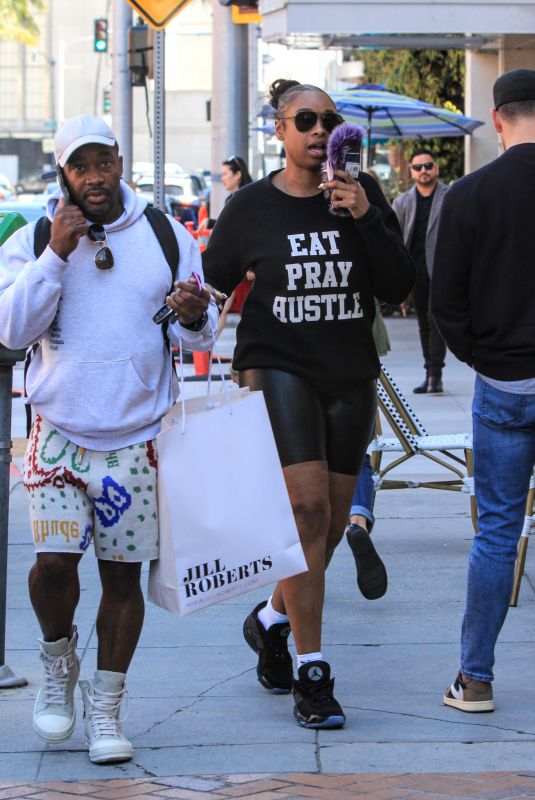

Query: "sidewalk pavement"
left=2, top=316, right=535, bottom=796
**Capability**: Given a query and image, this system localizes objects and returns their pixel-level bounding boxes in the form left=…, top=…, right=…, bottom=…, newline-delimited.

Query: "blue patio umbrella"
left=252, top=85, right=484, bottom=169
left=330, top=84, right=484, bottom=163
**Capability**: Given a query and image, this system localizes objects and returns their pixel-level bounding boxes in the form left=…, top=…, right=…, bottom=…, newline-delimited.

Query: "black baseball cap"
left=493, top=69, right=535, bottom=110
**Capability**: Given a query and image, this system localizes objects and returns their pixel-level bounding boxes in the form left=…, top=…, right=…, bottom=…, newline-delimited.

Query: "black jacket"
left=431, top=143, right=535, bottom=380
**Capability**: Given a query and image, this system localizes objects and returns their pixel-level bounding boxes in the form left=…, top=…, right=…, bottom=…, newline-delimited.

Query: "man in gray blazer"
left=393, top=151, right=449, bottom=393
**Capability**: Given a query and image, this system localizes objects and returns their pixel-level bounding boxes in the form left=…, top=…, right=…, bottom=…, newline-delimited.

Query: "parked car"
left=188, top=172, right=210, bottom=203
left=134, top=175, right=200, bottom=225
left=14, top=173, right=48, bottom=196
left=0, top=174, right=14, bottom=201
left=0, top=197, right=47, bottom=223
left=132, top=161, right=185, bottom=185
left=135, top=192, right=197, bottom=227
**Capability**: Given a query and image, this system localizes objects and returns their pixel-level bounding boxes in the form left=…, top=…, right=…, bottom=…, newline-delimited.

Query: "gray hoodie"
left=0, top=182, right=218, bottom=450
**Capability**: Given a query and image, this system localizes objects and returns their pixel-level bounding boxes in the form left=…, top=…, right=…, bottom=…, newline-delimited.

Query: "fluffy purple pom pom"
left=326, top=122, right=364, bottom=171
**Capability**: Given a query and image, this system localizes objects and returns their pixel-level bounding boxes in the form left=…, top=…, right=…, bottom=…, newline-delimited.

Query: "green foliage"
left=356, top=48, right=466, bottom=186
left=0, top=0, right=45, bottom=46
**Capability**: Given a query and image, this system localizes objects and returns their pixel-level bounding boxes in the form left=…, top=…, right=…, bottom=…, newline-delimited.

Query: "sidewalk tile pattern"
left=2, top=773, right=535, bottom=800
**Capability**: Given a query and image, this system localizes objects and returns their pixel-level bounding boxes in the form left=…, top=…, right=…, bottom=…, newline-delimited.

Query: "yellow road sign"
left=125, top=0, right=193, bottom=30
left=231, top=5, right=262, bottom=24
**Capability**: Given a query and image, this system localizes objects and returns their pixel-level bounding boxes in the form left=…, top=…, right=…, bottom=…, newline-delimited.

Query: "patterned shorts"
left=24, top=415, right=159, bottom=562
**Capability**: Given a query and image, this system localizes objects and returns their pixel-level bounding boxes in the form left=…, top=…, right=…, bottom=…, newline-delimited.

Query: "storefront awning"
left=258, top=0, right=535, bottom=45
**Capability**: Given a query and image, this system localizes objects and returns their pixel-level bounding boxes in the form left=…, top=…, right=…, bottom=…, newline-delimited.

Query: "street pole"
left=210, top=1, right=249, bottom=217
left=0, top=346, right=27, bottom=689
left=153, top=29, right=165, bottom=212
left=112, top=0, right=133, bottom=183
left=248, top=23, right=261, bottom=181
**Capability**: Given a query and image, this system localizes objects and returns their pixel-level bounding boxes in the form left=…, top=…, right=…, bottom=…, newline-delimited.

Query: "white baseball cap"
left=54, top=115, right=117, bottom=168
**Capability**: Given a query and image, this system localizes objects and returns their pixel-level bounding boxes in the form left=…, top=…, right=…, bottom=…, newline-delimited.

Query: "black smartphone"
left=153, top=304, right=176, bottom=325
left=56, top=166, right=71, bottom=204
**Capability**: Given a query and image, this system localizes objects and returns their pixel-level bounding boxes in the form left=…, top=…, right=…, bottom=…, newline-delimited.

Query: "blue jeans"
left=460, top=376, right=535, bottom=682
left=350, top=452, right=375, bottom=530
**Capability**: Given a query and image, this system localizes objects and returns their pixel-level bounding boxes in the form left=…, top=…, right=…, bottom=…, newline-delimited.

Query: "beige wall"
left=465, top=35, right=535, bottom=173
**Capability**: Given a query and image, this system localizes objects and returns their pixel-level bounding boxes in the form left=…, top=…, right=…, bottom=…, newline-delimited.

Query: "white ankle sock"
left=257, top=596, right=289, bottom=630
left=297, top=652, right=323, bottom=669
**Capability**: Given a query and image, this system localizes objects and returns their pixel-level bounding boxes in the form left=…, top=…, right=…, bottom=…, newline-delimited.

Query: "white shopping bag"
left=148, top=387, right=308, bottom=616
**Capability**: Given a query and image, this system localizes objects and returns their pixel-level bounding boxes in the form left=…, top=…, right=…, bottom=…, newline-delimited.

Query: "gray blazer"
left=392, top=181, right=449, bottom=277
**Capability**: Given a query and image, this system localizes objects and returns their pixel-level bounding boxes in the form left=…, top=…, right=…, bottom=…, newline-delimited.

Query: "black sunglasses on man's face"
left=410, top=162, right=435, bottom=172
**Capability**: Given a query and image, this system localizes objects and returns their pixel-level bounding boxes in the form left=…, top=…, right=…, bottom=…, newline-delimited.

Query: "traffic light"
left=94, top=18, right=109, bottom=53
left=103, top=86, right=111, bottom=114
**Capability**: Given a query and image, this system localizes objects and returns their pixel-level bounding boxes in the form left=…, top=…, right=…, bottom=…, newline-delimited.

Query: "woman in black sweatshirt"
left=203, top=79, right=414, bottom=729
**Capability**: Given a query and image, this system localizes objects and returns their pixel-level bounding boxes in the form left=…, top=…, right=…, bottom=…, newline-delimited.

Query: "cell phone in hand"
left=56, top=166, right=71, bottom=204
left=344, top=148, right=361, bottom=181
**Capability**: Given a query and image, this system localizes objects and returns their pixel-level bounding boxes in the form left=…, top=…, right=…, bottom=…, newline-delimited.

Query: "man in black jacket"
left=431, top=69, right=535, bottom=715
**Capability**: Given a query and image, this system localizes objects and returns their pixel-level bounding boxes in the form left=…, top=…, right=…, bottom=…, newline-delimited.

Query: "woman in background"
left=220, top=155, right=252, bottom=202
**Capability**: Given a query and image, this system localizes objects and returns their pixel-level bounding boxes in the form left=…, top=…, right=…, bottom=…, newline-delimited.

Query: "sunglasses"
left=87, top=224, right=114, bottom=270
left=410, top=162, right=435, bottom=172
left=279, top=110, right=344, bottom=133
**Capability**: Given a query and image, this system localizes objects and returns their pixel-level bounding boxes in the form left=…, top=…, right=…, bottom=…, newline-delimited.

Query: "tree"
left=356, top=49, right=466, bottom=188
left=0, top=0, right=45, bottom=46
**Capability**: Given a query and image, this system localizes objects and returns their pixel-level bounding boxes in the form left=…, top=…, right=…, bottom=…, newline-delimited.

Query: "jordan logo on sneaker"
left=307, top=665, right=323, bottom=682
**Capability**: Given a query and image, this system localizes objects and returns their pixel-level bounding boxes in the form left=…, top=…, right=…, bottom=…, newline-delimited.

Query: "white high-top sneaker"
left=79, top=671, right=133, bottom=764
left=33, top=626, right=80, bottom=743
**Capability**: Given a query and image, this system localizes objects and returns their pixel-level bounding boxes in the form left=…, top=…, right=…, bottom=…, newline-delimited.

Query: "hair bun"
left=269, top=78, right=301, bottom=110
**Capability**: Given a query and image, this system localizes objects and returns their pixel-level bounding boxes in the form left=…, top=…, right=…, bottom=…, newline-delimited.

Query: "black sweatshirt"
left=203, top=171, right=415, bottom=390
left=431, top=143, right=535, bottom=380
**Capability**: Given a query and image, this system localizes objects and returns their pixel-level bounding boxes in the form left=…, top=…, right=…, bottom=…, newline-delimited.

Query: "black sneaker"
left=243, top=601, right=293, bottom=693
left=346, top=524, right=387, bottom=600
left=293, top=661, right=345, bottom=729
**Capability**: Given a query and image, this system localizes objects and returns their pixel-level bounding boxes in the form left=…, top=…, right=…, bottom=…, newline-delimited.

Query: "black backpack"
left=25, top=206, right=180, bottom=435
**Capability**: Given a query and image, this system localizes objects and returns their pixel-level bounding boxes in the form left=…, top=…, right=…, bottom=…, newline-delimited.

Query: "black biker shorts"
left=239, top=368, right=377, bottom=475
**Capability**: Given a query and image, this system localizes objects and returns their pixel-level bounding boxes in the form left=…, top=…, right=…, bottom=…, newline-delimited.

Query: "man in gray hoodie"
left=0, top=115, right=218, bottom=764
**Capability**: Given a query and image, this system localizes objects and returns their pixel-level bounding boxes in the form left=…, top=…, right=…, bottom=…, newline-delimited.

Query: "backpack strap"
left=143, top=206, right=180, bottom=355
left=26, top=216, right=53, bottom=434
left=34, top=216, right=52, bottom=259
left=143, top=206, right=179, bottom=286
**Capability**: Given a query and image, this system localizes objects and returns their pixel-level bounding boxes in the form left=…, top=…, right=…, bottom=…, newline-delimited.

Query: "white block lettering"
left=322, top=230, right=341, bottom=254
left=309, top=231, right=327, bottom=257
left=303, top=262, right=322, bottom=289
left=273, top=296, right=288, bottom=322
left=287, top=233, right=307, bottom=257
left=285, top=263, right=303, bottom=291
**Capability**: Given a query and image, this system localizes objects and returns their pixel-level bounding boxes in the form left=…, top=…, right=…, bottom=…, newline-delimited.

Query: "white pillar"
left=464, top=49, right=499, bottom=174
